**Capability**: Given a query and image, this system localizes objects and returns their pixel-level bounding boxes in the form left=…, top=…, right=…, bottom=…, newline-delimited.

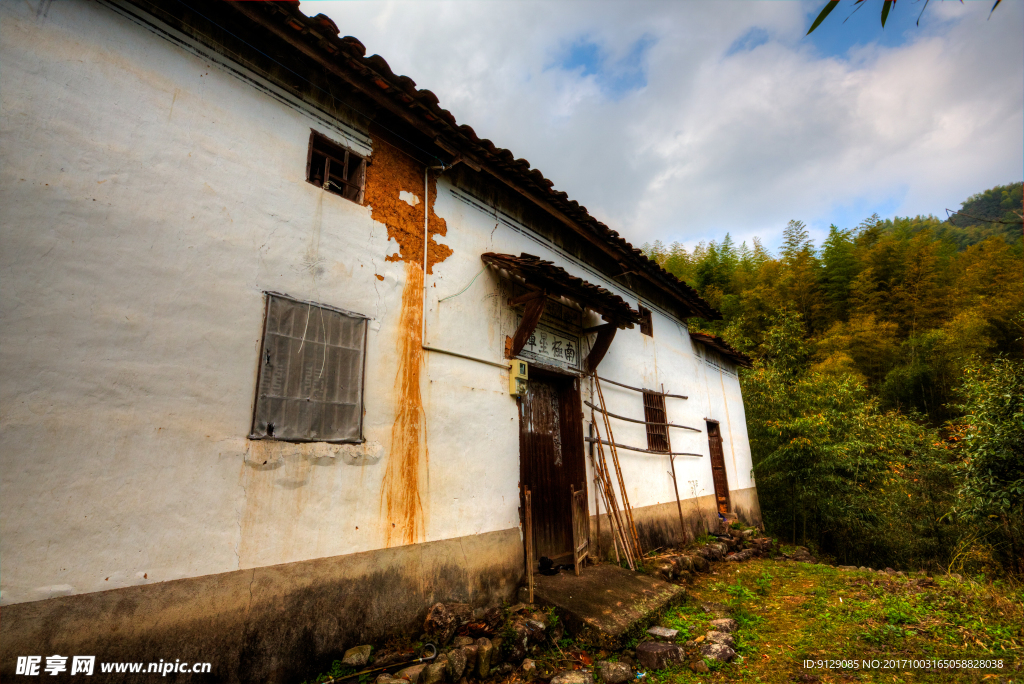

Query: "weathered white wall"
left=427, top=185, right=754, bottom=519
left=0, top=0, right=754, bottom=607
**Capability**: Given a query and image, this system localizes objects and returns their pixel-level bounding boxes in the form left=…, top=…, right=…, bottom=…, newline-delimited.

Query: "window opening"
left=638, top=305, right=653, bottom=337
left=307, top=130, right=366, bottom=203
left=250, top=293, right=368, bottom=443
left=642, top=390, right=669, bottom=453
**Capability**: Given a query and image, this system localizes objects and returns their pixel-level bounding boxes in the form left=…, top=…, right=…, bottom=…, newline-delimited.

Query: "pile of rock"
left=628, top=617, right=741, bottom=675
left=782, top=546, right=816, bottom=563
left=347, top=602, right=566, bottom=684
left=652, top=529, right=774, bottom=583
left=677, top=617, right=741, bottom=671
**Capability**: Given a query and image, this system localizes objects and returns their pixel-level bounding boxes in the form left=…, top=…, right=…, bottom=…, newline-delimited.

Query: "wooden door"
left=707, top=421, right=731, bottom=515
left=520, top=374, right=585, bottom=564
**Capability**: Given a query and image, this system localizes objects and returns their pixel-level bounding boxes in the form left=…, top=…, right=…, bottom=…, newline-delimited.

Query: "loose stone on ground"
left=342, top=644, right=373, bottom=667
left=636, top=641, right=685, bottom=670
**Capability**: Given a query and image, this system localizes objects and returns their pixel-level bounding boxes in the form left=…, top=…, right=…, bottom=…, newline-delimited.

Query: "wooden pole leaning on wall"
left=593, top=375, right=644, bottom=563
left=664, top=383, right=688, bottom=543
left=590, top=404, right=630, bottom=567
left=589, top=408, right=635, bottom=570
left=592, top=448, right=602, bottom=560
left=594, top=420, right=634, bottom=569
left=525, top=488, right=534, bottom=604
left=595, top=375, right=642, bottom=560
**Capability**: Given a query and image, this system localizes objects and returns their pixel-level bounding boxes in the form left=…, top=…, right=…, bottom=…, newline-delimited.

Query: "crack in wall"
left=368, top=220, right=387, bottom=327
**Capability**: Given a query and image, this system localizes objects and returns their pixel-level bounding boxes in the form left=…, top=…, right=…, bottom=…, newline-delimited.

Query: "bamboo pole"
left=664, top=383, right=688, bottom=543
left=525, top=488, right=534, bottom=603
left=594, top=376, right=643, bottom=562
left=591, top=414, right=635, bottom=570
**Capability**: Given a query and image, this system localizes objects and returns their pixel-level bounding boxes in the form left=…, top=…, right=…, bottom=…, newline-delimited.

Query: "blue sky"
left=553, top=34, right=655, bottom=99
left=302, top=0, right=1023, bottom=255
left=805, top=0, right=944, bottom=57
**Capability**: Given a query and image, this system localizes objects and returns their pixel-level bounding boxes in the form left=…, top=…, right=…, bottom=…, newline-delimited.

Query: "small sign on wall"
left=509, top=360, right=529, bottom=396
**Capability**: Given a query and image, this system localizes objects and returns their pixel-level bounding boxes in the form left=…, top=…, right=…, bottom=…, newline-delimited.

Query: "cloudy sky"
left=301, top=0, right=1023, bottom=253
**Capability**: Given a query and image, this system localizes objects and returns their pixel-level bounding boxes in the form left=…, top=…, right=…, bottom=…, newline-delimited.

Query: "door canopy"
left=482, top=252, right=642, bottom=372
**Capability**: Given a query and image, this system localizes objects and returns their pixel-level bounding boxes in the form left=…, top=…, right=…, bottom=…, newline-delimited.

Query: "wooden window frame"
left=638, top=305, right=653, bottom=337
left=305, top=130, right=366, bottom=204
left=642, top=390, right=669, bottom=453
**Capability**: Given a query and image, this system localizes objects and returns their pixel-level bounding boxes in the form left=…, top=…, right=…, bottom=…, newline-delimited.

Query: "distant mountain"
left=943, top=182, right=1023, bottom=248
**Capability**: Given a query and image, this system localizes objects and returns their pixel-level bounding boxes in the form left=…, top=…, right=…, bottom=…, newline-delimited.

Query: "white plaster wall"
left=0, top=0, right=755, bottom=607
left=428, top=184, right=755, bottom=519
left=0, top=0, right=523, bottom=605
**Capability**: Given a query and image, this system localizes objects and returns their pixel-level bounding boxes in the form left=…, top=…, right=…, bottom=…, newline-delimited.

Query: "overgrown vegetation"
left=643, top=182, right=1024, bottom=574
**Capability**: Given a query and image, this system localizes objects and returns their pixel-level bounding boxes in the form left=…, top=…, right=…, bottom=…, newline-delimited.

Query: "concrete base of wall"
left=588, top=487, right=762, bottom=558
left=729, top=486, right=763, bottom=529
left=0, top=528, right=523, bottom=683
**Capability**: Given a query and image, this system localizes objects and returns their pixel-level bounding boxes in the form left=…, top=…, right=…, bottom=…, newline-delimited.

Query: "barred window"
left=642, top=390, right=669, bottom=453
left=250, top=293, right=368, bottom=443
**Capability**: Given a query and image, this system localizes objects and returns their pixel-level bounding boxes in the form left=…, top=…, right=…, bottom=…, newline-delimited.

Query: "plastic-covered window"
left=250, top=293, right=368, bottom=443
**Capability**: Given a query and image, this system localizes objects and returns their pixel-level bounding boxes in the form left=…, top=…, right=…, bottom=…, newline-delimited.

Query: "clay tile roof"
left=689, top=332, right=753, bottom=369
left=227, top=1, right=720, bottom=320
left=481, top=252, right=642, bottom=327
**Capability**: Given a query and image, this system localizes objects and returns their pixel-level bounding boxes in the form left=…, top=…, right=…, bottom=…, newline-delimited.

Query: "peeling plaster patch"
left=364, top=135, right=452, bottom=273
left=339, top=441, right=384, bottom=466
left=399, top=190, right=420, bottom=207
left=33, top=584, right=76, bottom=600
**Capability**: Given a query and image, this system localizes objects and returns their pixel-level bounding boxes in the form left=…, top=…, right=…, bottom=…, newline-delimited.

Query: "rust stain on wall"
left=381, top=261, right=427, bottom=547
left=364, top=136, right=453, bottom=547
left=364, top=136, right=452, bottom=273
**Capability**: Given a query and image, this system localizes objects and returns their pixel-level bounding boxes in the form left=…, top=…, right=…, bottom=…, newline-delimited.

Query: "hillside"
left=642, top=183, right=1024, bottom=577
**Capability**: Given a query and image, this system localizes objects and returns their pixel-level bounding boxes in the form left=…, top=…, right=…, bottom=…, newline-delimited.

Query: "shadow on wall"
left=589, top=488, right=763, bottom=558
left=0, top=529, right=522, bottom=684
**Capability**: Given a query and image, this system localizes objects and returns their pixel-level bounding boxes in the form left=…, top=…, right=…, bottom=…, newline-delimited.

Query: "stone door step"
left=532, top=563, right=685, bottom=649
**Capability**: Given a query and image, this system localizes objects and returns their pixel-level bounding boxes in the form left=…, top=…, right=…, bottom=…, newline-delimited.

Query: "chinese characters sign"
left=519, top=324, right=581, bottom=371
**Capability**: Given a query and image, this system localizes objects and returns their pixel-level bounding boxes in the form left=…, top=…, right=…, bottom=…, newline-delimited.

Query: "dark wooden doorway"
left=707, top=421, right=731, bottom=515
left=520, top=372, right=585, bottom=565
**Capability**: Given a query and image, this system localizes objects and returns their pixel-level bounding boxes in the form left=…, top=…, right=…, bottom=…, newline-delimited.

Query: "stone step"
left=532, top=563, right=686, bottom=649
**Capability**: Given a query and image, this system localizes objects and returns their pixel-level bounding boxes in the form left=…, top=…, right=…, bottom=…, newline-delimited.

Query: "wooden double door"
left=519, top=373, right=585, bottom=565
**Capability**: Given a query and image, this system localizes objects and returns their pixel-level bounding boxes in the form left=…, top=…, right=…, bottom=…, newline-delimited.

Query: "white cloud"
left=302, top=0, right=1023, bottom=252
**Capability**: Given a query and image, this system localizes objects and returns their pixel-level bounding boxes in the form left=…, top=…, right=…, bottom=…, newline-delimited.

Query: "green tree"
left=949, top=352, right=1024, bottom=573
left=819, top=224, right=859, bottom=322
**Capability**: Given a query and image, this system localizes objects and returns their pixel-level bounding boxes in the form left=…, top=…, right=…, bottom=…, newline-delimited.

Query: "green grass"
left=652, top=558, right=1023, bottom=682
left=299, top=558, right=1023, bottom=684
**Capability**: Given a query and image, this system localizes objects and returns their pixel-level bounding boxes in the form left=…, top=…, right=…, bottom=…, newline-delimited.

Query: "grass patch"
left=656, top=558, right=1022, bottom=682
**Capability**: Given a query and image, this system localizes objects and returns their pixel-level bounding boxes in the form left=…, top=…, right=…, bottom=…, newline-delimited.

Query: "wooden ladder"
left=588, top=374, right=644, bottom=569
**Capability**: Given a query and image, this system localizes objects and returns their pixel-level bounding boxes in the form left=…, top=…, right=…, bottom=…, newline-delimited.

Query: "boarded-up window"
left=642, top=390, right=669, bottom=453
left=250, top=293, right=368, bottom=443
left=639, top=305, right=653, bottom=337
left=306, top=130, right=366, bottom=203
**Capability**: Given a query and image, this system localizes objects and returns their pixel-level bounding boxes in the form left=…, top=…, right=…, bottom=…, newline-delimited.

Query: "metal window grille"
left=306, top=130, right=366, bottom=204
left=642, top=390, right=669, bottom=452
left=249, top=293, right=368, bottom=443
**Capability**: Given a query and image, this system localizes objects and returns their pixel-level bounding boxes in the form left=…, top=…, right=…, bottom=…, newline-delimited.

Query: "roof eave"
left=225, top=1, right=722, bottom=321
